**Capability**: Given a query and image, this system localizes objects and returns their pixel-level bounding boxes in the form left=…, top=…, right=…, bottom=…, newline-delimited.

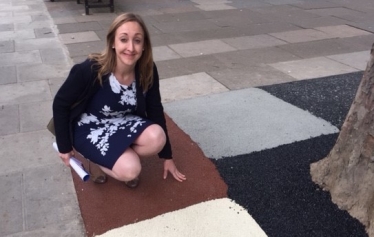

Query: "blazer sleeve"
left=145, top=64, right=172, bottom=159
left=52, top=61, right=91, bottom=153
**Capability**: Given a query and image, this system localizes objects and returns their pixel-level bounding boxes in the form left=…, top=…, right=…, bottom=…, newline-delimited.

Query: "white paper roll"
left=53, top=142, right=90, bottom=182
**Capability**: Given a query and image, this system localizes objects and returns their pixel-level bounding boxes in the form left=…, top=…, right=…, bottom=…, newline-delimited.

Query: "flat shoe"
left=125, top=177, right=139, bottom=188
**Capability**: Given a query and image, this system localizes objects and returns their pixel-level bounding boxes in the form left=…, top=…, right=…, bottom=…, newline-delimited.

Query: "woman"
left=53, top=13, right=186, bottom=188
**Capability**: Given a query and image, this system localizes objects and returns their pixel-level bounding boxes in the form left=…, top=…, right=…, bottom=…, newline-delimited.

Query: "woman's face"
left=113, top=21, right=144, bottom=69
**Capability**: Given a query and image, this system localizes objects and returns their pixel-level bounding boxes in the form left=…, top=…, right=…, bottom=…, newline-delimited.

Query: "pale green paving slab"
left=222, top=34, right=287, bottom=50
left=0, top=130, right=57, bottom=174
left=59, top=31, right=100, bottom=44
left=0, top=29, right=35, bottom=40
left=269, top=57, right=359, bottom=80
left=160, top=72, right=228, bottom=103
left=20, top=101, right=52, bottom=133
left=17, top=63, right=71, bottom=82
left=269, top=29, right=331, bottom=43
left=169, top=39, right=236, bottom=58
left=153, top=46, right=181, bottom=62
left=315, top=25, right=372, bottom=38
left=98, top=198, right=267, bottom=237
left=0, top=50, right=41, bottom=66
left=0, top=80, right=51, bottom=105
left=0, top=104, right=19, bottom=136
left=0, top=172, right=23, bottom=236
left=327, top=51, right=371, bottom=71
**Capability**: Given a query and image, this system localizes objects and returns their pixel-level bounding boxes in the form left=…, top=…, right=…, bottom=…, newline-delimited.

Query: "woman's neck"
left=114, top=65, right=135, bottom=86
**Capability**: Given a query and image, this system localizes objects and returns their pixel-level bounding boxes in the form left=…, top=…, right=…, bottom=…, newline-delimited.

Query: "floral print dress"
left=73, top=73, right=153, bottom=169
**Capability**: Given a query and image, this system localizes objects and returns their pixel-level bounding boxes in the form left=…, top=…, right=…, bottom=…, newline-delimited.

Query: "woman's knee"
left=112, top=150, right=141, bottom=181
left=145, top=124, right=166, bottom=149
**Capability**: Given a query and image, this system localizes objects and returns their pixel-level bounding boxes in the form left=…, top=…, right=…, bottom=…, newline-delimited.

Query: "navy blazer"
left=52, top=58, right=172, bottom=159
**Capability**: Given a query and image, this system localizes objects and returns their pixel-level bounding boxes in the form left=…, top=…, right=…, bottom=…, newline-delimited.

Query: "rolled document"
left=53, top=142, right=90, bottom=182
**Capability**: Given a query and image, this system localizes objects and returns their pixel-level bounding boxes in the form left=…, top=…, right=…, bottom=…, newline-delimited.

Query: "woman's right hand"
left=59, top=151, right=74, bottom=166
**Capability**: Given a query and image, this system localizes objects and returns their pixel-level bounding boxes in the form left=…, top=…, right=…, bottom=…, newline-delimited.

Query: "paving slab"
left=48, top=77, right=66, bottom=98
left=315, top=25, right=372, bottom=38
left=0, top=40, right=15, bottom=53
left=269, top=28, right=331, bottom=43
left=0, top=23, right=14, bottom=32
left=269, top=57, right=359, bottom=80
left=0, top=50, right=42, bottom=67
left=0, top=66, right=17, bottom=85
left=207, top=64, right=296, bottom=89
left=153, top=46, right=181, bottom=62
left=0, top=172, right=23, bottom=236
left=289, top=16, right=349, bottom=29
left=160, top=72, right=228, bottom=102
left=152, top=19, right=220, bottom=33
left=15, top=37, right=62, bottom=51
left=1, top=15, right=32, bottom=24
left=164, top=88, right=338, bottom=158
left=17, top=63, right=71, bottom=82
left=34, top=27, right=55, bottom=38
left=0, top=80, right=51, bottom=105
left=65, top=40, right=106, bottom=58
left=57, top=21, right=104, bottom=34
left=59, top=31, right=100, bottom=44
left=98, top=198, right=267, bottom=237
left=15, top=21, right=55, bottom=31
left=195, top=3, right=236, bottom=11
left=40, top=48, right=71, bottom=64
left=289, top=1, right=340, bottom=9
left=19, top=101, right=53, bottom=133
left=0, top=30, right=35, bottom=40
left=0, top=104, right=19, bottom=136
left=222, top=34, right=287, bottom=50
left=0, top=130, right=57, bottom=174
left=327, top=51, right=370, bottom=71
left=169, top=39, right=236, bottom=57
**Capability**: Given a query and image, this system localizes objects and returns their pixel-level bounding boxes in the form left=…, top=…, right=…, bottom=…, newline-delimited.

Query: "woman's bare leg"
left=131, top=124, right=166, bottom=156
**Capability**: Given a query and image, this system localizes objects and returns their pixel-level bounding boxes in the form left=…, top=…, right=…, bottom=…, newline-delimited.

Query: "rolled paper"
left=53, top=142, right=90, bottom=182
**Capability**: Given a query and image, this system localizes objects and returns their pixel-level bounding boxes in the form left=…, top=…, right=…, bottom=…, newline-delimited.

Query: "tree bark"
left=310, top=43, right=374, bottom=236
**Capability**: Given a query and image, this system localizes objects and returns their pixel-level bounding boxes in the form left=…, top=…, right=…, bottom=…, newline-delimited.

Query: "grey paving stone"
left=0, top=172, right=23, bottom=236
left=1, top=15, right=32, bottom=24
left=17, top=63, right=71, bottom=82
left=20, top=101, right=53, bottom=133
left=94, top=29, right=107, bottom=41
left=155, top=54, right=227, bottom=79
left=315, top=25, right=372, bottom=38
left=194, top=3, right=236, bottom=11
left=15, top=38, right=61, bottom=51
left=269, top=28, right=331, bottom=43
left=349, top=21, right=374, bottom=33
left=160, top=72, right=228, bottom=102
left=49, top=16, right=77, bottom=24
left=0, top=50, right=42, bottom=66
left=40, top=48, right=70, bottom=65
left=269, top=57, right=359, bottom=80
left=0, top=5, right=29, bottom=11
left=73, top=13, right=117, bottom=23
left=263, top=0, right=303, bottom=5
left=169, top=39, right=236, bottom=57
left=207, top=14, right=269, bottom=28
left=0, top=130, right=57, bottom=174
left=0, top=80, right=51, bottom=106
left=59, top=31, right=100, bottom=44
left=152, top=19, right=220, bottom=33
left=164, top=88, right=338, bottom=158
left=31, top=13, right=49, bottom=22
left=290, top=0, right=340, bottom=9
left=0, top=40, right=14, bottom=53
left=337, top=34, right=374, bottom=50
left=288, top=16, right=349, bottom=29
left=222, top=34, right=287, bottom=50
left=327, top=51, right=370, bottom=71
left=48, top=77, right=65, bottom=98
left=0, top=104, right=20, bottom=136
left=65, top=40, right=106, bottom=57
left=15, top=21, right=54, bottom=30
left=214, top=47, right=300, bottom=69
left=0, top=66, right=17, bottom=85
left=4, top=219, right=85, bottom=237
left=153, top=46, right=181, bottom=62
left=149, top=11, right=207, bottom=23
left=0, top=30, right=35, bottom=40
left=57, top=21, right=104, bottom=34
left=277, top=38, right=366, bottom=59
left=228, top=0, right=271, bottom=9
left=305, top=7, right=364, bottom=18
left=23, top=164, right=81, bottom=231
left=0, top=23, right=14, bottom=32
left=34, top=27, right=55, bottom=38
left=207, top=64, right=296, bottom=90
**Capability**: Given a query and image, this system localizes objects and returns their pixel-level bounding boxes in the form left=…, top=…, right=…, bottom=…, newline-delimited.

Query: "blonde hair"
left=88, top=13, right=154, bottom=91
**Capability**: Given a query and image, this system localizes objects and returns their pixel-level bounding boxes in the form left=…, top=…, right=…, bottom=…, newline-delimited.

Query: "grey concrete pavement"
left=1, top=0, right=374, bottom=235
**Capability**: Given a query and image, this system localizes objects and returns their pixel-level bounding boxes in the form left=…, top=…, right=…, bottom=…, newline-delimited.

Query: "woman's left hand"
left=163, top=159, right=186, bottom=182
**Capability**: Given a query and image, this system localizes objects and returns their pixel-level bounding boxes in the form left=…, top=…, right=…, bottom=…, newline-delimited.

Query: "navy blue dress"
left=73, top=73, right=153, bottom=169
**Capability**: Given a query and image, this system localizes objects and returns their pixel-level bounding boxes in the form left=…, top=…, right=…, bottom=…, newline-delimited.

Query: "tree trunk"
left=310, top=43, right=374, bottom=236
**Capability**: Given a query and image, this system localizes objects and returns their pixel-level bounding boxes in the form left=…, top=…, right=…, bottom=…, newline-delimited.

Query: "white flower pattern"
left=78, top=74, right=146, bottom=156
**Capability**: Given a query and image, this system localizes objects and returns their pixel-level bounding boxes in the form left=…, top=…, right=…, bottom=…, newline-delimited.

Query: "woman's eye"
left=121, top=38, right=127, bottom=42
left=135, top=39, right=142, bottom=44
